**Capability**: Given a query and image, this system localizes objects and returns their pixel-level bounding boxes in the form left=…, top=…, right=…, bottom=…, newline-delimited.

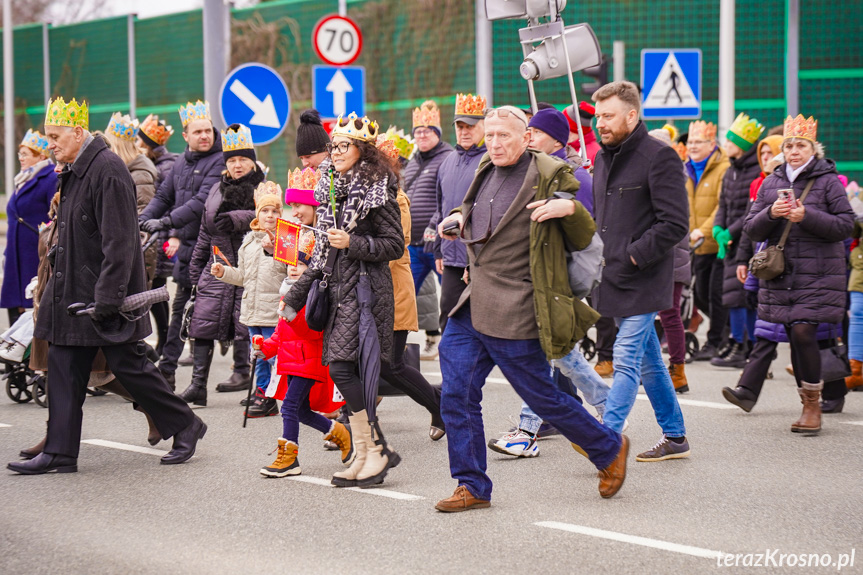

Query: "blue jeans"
left=729, top=307, right=757, bottom=344
left=247, top=325, right=276, bottom=391
left=603, top=313, right=687, bottom=437
left=440, top=306, right=622, bottom=501
left=850, top=292, right=863, bottom=361
left=408, top=244, right=440, bottom=294
left=280, top=375, right=333, bottom=443
left=519, top=347, right=611, bottom=433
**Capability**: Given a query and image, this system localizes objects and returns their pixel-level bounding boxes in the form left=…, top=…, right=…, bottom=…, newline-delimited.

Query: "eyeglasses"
left=687, top=140, right=711, bottom=146
left=413, top=128, right=434, bottom=138
left=483, top=107, right=528, bottom=128
left=326, top=141, right=353, bottom=155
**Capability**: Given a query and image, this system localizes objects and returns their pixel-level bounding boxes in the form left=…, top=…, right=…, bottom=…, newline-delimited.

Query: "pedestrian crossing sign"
left=641, top=49, right=701, bottom=120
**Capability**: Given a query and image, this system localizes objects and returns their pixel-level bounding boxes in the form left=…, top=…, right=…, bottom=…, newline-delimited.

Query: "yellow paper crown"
left=139, top=114, right=174, bottom=146
left=44, top=97, right=89, bottom=129
left=332, top=112, right=379, bottom=142
left=688, top=121, right=717, bottom=142
left=726, top=113, right=764, bottom=151
left=21, top=129, right=49, bottom=156
left=455, top=93, right=487, bottom=117
left=288, top=167, right=322, bottom=191
left=783, top=114, right=818, bottom=142
left=106, top=112, right=140, bottom=142
left=178, top=100, right=211, bottom=127
left=221, top=124, right=254, bottom=152
left=412, top=100, right=441, bottom=130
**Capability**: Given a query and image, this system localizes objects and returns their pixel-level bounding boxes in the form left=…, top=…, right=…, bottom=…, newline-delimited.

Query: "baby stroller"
left=0, top=310, right=47, bottom=407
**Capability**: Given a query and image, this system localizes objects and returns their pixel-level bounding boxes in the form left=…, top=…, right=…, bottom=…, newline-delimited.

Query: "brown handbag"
left=749, top=179, right=815, bottom=281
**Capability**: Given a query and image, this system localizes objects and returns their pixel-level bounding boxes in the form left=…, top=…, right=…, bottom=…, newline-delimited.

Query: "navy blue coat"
left=403, top=140, right=453, bottom=246
left=138, top=132, right=223, bottom=288
left=1, top=162, right=55, bottom=308
left=432, top=142, right=486, bottom=268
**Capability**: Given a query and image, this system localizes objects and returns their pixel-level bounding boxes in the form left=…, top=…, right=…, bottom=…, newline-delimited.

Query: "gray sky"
left=100, top=0, right=258, bottom=20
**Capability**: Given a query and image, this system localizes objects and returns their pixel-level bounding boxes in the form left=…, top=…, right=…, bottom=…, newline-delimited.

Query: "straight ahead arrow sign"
left=326, top=70, right=353, bottom=117
left=229, top=79, right=281, bottom=128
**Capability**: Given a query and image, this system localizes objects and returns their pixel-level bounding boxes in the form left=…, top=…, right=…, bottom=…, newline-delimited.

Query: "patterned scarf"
left=310, top=159, right=391, bottom=270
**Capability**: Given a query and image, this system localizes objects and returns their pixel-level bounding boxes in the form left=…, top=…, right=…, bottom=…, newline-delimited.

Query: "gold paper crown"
left=783, top=114, right=818, bottom=142
left=178, top=100, right=211, bottom=127
left=376, top=138, right=399, bottom=161
left=288, top=167, right=322, bottom=191
left=44, top=97, right=89, bottom=129
left=106, top=112, right=140, bottom=142
left=726, top=113, right=764, bottom=151
left=139, top=114, right=174, bottom=146
left=332, top=112, right=379, bottom=142
left=21, top=129, right=49, bottom=156
left=412, top=100, right=441, bottom=130
left=221, top=124, right=254, bottom=152
left=254, top=181, right=282, bottom=205
left=688, top=121, right=717, bottom=142
left=379, top=127, right=416, bottom=160
left=455, top=93, right=487, bottom=117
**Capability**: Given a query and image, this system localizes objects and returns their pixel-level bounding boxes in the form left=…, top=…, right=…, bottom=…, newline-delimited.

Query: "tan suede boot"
left=324, top=421, right=355, bottom=466
left=260, top=438, right=301, bottom=477
left=845, top=359, right=863, bottom=390
left=357, top=418, right=401, bottom=488
left=669, top=363, right=689, bottom=393
left=332, top=413, right=368, bottom=487
left=791, top=382, right=822, bottom=434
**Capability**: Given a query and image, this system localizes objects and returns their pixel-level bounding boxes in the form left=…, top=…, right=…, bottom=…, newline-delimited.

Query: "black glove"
left=213, top=214, right=234, bottom=234
left=141, top=218, right=167, bottom=233
left=92, top=302, right=120, bottom=322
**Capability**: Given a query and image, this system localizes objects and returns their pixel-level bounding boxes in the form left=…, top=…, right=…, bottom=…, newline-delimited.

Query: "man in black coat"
left=591, top=82, right=691, bottom=462
left=138, top=102, right=224, bottom=386
left=8, top=98, right=205, bottom=475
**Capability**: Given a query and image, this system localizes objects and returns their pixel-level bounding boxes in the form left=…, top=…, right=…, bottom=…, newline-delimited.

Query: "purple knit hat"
left=528, top=108, right=570, bottom=148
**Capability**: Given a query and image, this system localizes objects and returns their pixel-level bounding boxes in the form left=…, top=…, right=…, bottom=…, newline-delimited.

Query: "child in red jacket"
left=256, top=174, right=354, bottom=477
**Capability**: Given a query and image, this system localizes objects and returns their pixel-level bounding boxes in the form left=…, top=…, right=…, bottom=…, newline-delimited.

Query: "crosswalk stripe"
left=81, top=439, right=168, bottom=456
left=0, top=423, right=11, bottom=428
left=287, top=475, right=424, bottom=500
left=421, top=371, right=508, bottom=384
left=636, top=394, right=737, bottom=410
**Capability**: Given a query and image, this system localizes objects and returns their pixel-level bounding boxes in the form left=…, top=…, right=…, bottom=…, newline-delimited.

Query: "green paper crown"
left=45, top=97, right=89, bottom=130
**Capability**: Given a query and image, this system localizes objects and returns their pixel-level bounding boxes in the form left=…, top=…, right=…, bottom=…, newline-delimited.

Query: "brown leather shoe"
left=594, top=361, right=614, bottom=378
left=435, top=485, right=491, bottom=513
left=598, top=435, right=629, bottom=499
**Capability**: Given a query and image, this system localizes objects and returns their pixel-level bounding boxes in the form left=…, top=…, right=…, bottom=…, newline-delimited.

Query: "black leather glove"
left=213, top=214, right=234, bottom=234
left=92, top=302, right=120, bottom=322
left=141, top=218, right=167, bottom=233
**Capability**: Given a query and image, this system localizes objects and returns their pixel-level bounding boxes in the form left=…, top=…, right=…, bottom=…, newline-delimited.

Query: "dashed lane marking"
left=81, top=439, right=168, bottom=456
left=535, top=521, right=724, bottom=560
left=287, top=475, right=424, bottom=500
left=0, top=423, right=11, bottom=428
left=635, top=394, right=737, bottom=410
left=422, top=371, right=508, bottom=385
left=842, top=421, right=863, bottom=426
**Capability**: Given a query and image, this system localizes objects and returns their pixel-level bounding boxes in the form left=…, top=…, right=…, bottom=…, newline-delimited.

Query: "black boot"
left=710, top=341, right=747, bottom=368
left=722, top=386, right=758, bottom=412
left=179, top=340, right=213, bottom=407
left=216, top=340, right=251, bottom=392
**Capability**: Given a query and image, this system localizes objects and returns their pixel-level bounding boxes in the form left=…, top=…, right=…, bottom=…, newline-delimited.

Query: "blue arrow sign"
left=641, top=49, right=702, bottom=119
left=313, top=65, right=365, bottom=118
left=219, top=63, right=290, bottom=146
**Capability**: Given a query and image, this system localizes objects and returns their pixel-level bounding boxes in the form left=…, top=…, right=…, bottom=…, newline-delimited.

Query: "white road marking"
left=535, top=521, right=724, bottom=560
left=422, top=371, right=508, bottom=385
left=842, top=421, right=863, bottom=426
left=635, top=394, right=737, bottom=410
left=0, top=423, right=11, bottom=428
left=81, top=439, right=168, bottom=456
left=286, top=475, right=424, bottom=500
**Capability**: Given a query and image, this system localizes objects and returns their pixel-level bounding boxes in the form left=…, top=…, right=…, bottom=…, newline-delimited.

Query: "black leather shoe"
left=161, top=416, right=207, bottom=465
left=8, top=452, right=77, bottom=474
left=722, top=386, right=758, bottom=413
left=215, top=372, right=250, bottom=393
left=821, top=397, right=845, bottom=413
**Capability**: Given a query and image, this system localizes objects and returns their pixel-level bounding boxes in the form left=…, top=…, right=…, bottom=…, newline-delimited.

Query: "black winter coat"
left=150, top=148, right=180, bottom=279
left=187, top=170, right=260, bottom=341
left=138, top=132, right=223, bottom=287
left=34, top=136, right=151, bottom=346
left=592, top=121, right=690, bottom=317
left=744, top=158, right=854, bottom=325
left=403, top=140, right=453, bottom=245
left=714, top=145, right=762, bottom=308
left=283, top=174, right=404, bottom=365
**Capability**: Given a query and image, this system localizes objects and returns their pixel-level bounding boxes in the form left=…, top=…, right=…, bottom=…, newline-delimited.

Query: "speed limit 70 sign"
left=313, top=15, right=363, bottom=66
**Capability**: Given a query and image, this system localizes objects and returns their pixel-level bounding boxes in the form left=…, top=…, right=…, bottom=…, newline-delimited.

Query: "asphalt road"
left=2, top=324, right=862, bottom=575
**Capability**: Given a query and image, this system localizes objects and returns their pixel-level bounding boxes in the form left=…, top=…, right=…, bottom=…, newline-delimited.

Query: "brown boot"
left=332, top=413, right=368, bottom=487
left=260, top=438, right=301, bottom=477
left=324, top=421, right=355, bottom=466
left=598, top=435, right=629, bottom=498
left=846, top=359, right=863, bottom=390
left=594, top=360, right=614, bottom=378
left=669, top=363, right=689, bottom=393
left=791, top=382, right=822, bottom=434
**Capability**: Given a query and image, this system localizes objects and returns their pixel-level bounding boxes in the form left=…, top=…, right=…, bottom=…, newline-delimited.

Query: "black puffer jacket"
left=403, top=140, right=453, bottom=245
left=743, top=158, right=854, bottom=325
left=150, top=149, right=180, bottom=279
left=187, top=169, right=260, bottom=341
left=283, top=174, right=404, bottom=365
left=714, top=145, right=762, bottom=308
left=138, top=132, right=223, bottom=287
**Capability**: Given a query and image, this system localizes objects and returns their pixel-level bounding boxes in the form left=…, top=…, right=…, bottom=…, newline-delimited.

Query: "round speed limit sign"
left=313, top=15, right=363, bottom=66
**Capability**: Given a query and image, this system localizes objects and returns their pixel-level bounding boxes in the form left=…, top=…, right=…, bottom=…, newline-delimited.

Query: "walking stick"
left=243, top=335, right=264, bottom=428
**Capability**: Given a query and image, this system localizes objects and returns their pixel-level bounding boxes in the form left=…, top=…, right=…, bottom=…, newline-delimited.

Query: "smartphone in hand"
left=778, top=188, right=797, bottom=207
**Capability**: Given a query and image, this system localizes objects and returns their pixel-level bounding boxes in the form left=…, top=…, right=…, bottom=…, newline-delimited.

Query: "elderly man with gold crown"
left=7, top=98, right=206, bottom=475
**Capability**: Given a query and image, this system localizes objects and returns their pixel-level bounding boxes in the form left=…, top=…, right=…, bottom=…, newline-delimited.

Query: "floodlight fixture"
left=485, top=0, right=567, bottom=22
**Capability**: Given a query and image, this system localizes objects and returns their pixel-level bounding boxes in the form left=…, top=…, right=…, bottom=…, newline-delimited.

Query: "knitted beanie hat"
left=296, top=109, right=330, bottom=157
left=529, top=107, right=570, bottom=148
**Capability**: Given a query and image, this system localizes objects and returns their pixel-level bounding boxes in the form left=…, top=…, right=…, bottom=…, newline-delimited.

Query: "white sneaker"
left=0, top=342, right=26, bottom=363
left=487, top=430, right=539, bottom=457
left=420, top=335, right=440, bottom=360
